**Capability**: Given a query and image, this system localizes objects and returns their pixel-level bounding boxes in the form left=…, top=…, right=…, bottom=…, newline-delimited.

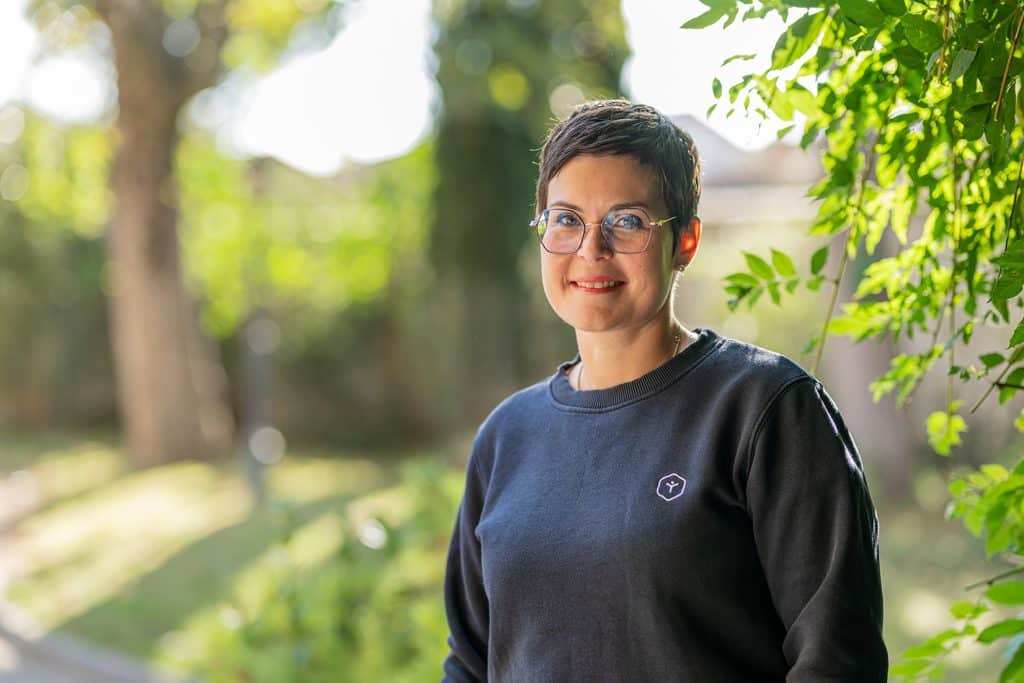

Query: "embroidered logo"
left=656, top=473, right=687, bottom=502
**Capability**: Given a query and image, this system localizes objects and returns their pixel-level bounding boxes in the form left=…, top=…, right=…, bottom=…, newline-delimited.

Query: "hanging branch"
left=812, top=133, right=880, bottom=377
left=971, top=346, right=1024, bottom=413
left=947, top=143, right=960, bottom=423
left=994, top=8, right=1024, bottom=122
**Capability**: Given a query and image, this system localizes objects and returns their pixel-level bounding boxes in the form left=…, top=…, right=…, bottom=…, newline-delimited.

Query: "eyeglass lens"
left=537, top=208, right=653, bottom=254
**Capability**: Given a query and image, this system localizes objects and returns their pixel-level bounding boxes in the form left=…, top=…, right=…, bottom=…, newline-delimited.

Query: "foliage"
left=0, top=110, right=113, bottom=423
left=684, top=0, right=1023, bottom=678
left=0, top=104, right=436, bottom=433
left=177, top=136, right=435, bottom=345
left=163, top=458, right=463, bottom=683
left=27, top=0, right=339, bottom=72
left=12, top=113, right=111, bottom=237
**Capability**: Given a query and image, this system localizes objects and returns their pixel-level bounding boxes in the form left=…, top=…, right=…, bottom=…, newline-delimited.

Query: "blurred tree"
left=24, top=0, right=340, bottom=465
left=176, top=135, right=436, bottom=444
left=428, top=0, right=628, bottom=428
left=0, top=113, right=115, bottom=426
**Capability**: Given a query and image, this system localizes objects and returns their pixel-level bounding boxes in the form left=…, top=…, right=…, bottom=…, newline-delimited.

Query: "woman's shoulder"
left=697, top=328, right=815, bottom=396
left=475, top=375, right=553, bottom=438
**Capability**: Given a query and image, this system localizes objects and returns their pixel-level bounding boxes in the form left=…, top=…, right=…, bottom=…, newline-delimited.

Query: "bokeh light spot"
left=549, top=82, right=584, bottom=120
left=0, top=163, right=29, bottom=201
left=246, top=317, right=281, bottom=355
left=358, top=518, right=387, bottom=549
left=488, top=65, right=529, bottom=111
left=0, top=106, right=25, bottom=145
left=249, top=426, right=286, bottom=465
left=163, top=18, right=200, bottom=58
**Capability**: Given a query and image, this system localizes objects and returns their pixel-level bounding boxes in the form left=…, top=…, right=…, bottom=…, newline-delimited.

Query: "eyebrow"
left=548, top=201, right=651, bottom=212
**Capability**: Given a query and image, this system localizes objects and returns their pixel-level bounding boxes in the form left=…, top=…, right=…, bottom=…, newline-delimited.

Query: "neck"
left=575, top=314, right=692, bottom=391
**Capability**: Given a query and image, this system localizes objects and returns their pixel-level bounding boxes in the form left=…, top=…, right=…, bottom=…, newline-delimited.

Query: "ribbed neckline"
left=548, top=327, right=722, bottom=412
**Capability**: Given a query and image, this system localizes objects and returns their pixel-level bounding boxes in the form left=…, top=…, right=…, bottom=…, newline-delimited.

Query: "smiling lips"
left=570, top=277, right=626, bottom=293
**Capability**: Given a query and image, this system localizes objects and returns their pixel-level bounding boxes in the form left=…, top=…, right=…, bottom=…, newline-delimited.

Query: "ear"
left=672, top=216, right=701, bottom=270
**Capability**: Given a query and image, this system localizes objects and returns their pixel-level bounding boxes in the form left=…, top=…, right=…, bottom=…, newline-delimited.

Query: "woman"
left=441, top=100, right=887, bottom=681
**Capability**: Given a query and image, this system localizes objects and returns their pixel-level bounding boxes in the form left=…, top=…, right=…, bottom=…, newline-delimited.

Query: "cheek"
left=539, top=253, right=563, bottom=303
left=636, top=258, right=667, bottom=287
left=630, top=258, right=673, bottom=302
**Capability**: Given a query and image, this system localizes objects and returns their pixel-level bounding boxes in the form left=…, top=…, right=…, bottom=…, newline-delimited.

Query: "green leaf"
left=981, top=463, right=1008, bottom=480
left=838, top=0, right=886, bottom=27
left=786, top=84, right=819, bottom=117
left=810, top=245, right=829, bottom=275
left=724, top=284, right=748, bottom=297
left=757, top=77, right=795, bottom=120
left=899, top=641, right=946, bottom=658
left=981, top=353, right=1005, bottom=368
left=987, top=119, right=1006, bottom=150
left=992, top=269, right=1024, bottom=301
left=927, top=408, right=967, bottom=455
left=902, top=14, right=944, bottom=54
left=724, top=272, right=761, bottom=288
left=991, top=242, right=1024, bottom=300
left=1010, top=319, right=1024, bottom=348
left=682, top=5, right=732, bottom=29
left=889, top=660, right=932, bottom=676
left=770, top=11, right=828, bottom=70
left=877, top=0, right=905, bottom=16
left=949, top=599, right=988, bottom=619
left=1000, top=640, right=1024, bottom=681
left=721, top=53, right=756, bottom=66
left=962, top=103, right=988, bottom=140
left=985, top=581, right=1024, bottom=605
left=712, top=78, right=722, bottom=99
left=1001, top=369, right=1024, bottom=404
left=744, top=252, right=775, bottom=280
left=990, top=240, right=1024, bottom=268
left=978, top=619, right=1024, bottom=643
left=949, top=49, right=977, bottom=81
left=770, top=248, right=796, bottom=277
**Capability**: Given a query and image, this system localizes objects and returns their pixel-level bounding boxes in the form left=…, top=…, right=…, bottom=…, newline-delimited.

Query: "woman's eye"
left=553, top=212, right=580, bottom=226
left=613, top=213, right=644, bottom=229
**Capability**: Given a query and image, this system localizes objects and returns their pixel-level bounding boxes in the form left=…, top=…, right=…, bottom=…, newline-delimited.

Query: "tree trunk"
left=104, top=1, right=234, bottom=466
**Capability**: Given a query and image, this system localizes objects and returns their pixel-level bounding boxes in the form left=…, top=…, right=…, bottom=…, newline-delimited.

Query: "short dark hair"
left=534, top=100, right=701, bottom=249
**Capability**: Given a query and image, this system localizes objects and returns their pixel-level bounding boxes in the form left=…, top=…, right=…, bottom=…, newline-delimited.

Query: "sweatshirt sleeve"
left=745, top=378, right=888, bottom=682
left=441, top=446, right=489, bottom=682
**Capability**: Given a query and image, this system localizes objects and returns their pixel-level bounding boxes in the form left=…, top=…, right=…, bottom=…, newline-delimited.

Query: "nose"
left=577, top=223, right=613, bottom=261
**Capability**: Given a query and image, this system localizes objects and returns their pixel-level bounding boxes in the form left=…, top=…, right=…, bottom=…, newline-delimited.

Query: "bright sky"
left=0, top=0, right=788, bottom=176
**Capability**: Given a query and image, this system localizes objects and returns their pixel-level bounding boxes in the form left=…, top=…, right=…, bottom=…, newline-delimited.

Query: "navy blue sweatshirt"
left=442, top=328, right=887, bottom=681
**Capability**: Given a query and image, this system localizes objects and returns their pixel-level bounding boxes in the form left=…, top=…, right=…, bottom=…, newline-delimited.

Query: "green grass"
left=0, top=432, right=1018, bottom=681
left=0, top=434, right=402, bottom=667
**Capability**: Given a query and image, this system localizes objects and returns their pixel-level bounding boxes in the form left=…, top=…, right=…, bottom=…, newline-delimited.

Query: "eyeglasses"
left=530, top=207, right=675, bottom=254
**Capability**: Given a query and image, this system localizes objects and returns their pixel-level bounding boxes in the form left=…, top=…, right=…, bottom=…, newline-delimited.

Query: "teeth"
left=575, top=281, right=622, bottom=289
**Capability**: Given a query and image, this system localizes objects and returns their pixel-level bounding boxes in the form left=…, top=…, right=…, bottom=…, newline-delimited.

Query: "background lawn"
left=0, top=430, right=1013, bottom=681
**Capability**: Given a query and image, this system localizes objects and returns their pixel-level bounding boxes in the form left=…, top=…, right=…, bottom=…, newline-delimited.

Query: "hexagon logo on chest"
left=656, top=473, right=687, bottom=501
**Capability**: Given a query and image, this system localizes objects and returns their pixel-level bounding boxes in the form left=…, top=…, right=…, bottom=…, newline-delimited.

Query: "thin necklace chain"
left=577, top=325, right=684, bottom=392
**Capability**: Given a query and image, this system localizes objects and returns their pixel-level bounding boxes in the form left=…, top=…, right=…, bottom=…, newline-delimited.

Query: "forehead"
left=547, top=154, right=663, bottom=210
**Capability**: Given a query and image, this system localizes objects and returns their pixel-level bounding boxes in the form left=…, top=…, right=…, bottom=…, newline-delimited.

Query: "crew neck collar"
left=548, top=327, right=722, bottom=412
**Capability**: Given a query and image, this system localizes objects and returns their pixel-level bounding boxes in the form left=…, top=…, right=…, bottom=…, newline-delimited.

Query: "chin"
left=557, top=309, right=622, bottom=333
